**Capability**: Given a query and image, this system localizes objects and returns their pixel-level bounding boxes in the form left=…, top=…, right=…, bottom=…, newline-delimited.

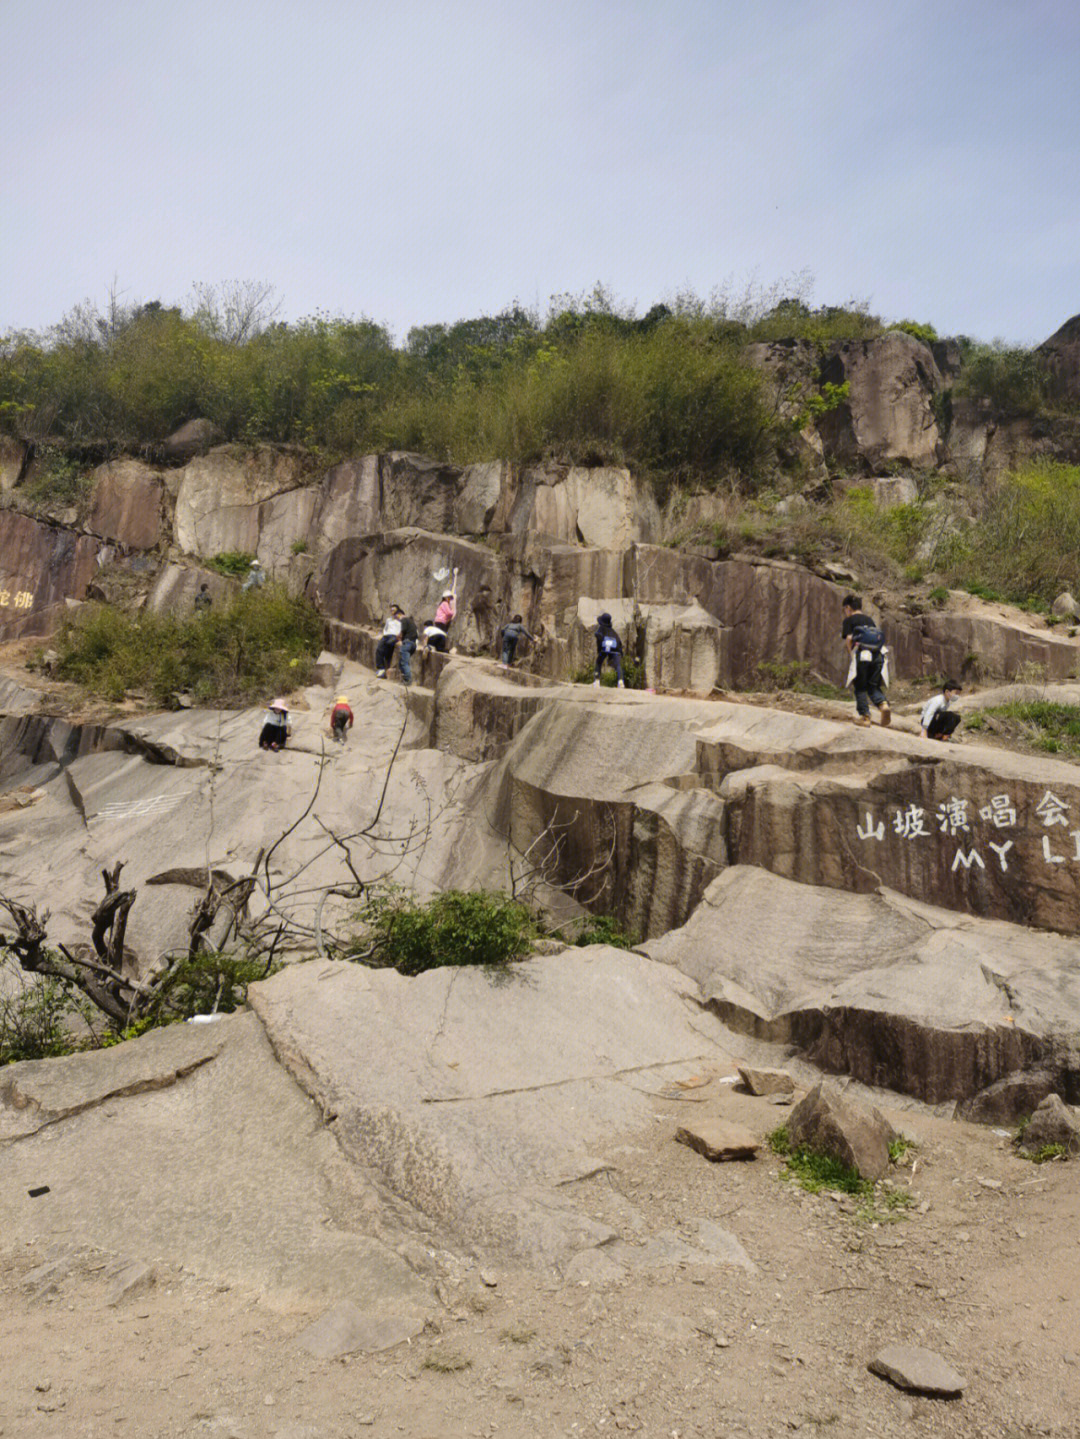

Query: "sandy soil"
left=3, top=1081, right=1078, bottom=1439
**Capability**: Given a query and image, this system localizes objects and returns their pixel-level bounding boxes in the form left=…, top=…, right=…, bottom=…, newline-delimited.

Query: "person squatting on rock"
left=841, top=594, right=890, bottom=727
left=593, top=612, right=626, bottom=688
left=423, top=620, right=449, bottom=652
left=242, top=558, right=266, bottom=593
left=500, top=615, right=535, bottom=668
left=259, top=699, right=291, bottom=751
left=375, top=606, right=404, bottom=676
left=397, top=611, right=419, bottom=684
left=921, top=680, right=962, bottom=742
left=329, top=694, right=354, bottom=744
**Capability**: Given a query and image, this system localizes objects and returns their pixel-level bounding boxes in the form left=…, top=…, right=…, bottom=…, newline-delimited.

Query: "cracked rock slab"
left=295, top=1301, right=425, bottom=1359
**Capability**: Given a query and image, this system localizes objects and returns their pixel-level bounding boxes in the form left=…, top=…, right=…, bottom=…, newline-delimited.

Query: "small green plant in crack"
left=1029, top=1143, right=1068, bottom=1164
left=888, top=1135, right=917, bottom=1163
left=767, top=1125, right=872, bottom=1197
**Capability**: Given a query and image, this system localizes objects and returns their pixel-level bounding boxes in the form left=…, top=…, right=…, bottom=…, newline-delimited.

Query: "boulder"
left=145, top=563, right=235, bottom=616
left=453, top=460, right=505, bottom=534
left=868, top=1345, right=966, bottom=1398
left=959, top=1070, right=1057, bottom=1124
left=158, top=417, right=222, bottom=464
left=675, top=1119, right=759, bottom=1161
left=1016, top=1093, right=1080, bottom=1156
left=1053, top=591, right=1080, bottom=620
left=786, top=1081, right=894, bottom=1181
left=641, top=601, right=726, bottom=693
left=249, top=950, right=732, bottom=1266
left=871, top=474, right=919, bottom=508
left=0, top=433, right=29, bottom=492
left=737, top=1066, right=795, bottom=1097
left=85, top=460, right=164, bottom=550
left=817, top=332, right=943, bottom=469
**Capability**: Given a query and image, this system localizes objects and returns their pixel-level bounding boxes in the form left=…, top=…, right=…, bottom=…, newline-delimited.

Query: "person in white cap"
left=434, top=567, right=459, bottom=635
left=242, top=558, right=266, bottom=593
left=259, top=698, right=291, bottom=751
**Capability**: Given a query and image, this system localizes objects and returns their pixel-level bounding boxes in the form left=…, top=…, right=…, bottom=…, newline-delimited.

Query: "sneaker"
left=376, top=669, right=386, bottom=678
left=853, top=715, right=872, bottom=728
left=879, top=703, right=891, bottom=726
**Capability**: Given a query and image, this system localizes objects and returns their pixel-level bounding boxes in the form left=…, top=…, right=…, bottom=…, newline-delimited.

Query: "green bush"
left=571, top=914, right=638, bottom=949
left=0, top=969, right=84, bottom=1066
left=52, top=586, right=321, bottom=705
left=205, top=550, right=256, bottom=576
left=942, top=463, right=1080, bottom=606
left=965, top=701, right=1080, bottom=757
left=956, top=343, right=1049, bottom=419
left=349, top=887, right=537, bottom=975
left=137, top=951, right=277, bottom=1027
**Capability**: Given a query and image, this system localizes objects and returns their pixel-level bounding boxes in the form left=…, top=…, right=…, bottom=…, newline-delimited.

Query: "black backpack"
left=853, top=623, right=885, bottom=650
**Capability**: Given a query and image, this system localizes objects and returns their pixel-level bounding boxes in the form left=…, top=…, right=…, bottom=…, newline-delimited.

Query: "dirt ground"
left=3, top=1080, right=1078, bottom=1439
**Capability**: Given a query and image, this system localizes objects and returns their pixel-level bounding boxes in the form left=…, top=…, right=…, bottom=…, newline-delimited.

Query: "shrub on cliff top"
left=52, top=586, right=321, bottom=706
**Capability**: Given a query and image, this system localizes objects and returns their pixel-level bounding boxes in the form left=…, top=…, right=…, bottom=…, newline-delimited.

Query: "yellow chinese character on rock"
left=13, top=591, right=33, bottom=609
left=0, top=591, right=9, bottom=607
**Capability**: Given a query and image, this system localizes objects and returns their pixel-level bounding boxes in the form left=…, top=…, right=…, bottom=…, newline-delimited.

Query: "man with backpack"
left=841, top=594, right=890, bottom=727
left=375, top=605, right=404, bottom=676
left=397, top=612, right=419, bottom=684
left=593, top=612, right=626, bottom=688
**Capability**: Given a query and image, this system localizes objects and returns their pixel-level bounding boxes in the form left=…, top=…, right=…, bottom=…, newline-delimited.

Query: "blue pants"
left=596, top=653, right=624, bottom=683
left=398, top=639, right=416, bottom=683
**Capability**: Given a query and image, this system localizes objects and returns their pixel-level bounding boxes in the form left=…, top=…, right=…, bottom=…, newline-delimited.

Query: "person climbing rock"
left=397, top=611, right=419, bottom=684
left=841, top=594, right=890, bottom=727
left=259, top=699, right=291, bottom=751
left=242, top=558, right=266, bottom=592
left=434, top=569, right=459, bottom=636
left=921, top=680, right=962, bottom=741
left=593, top=612, right=625, bottom=688
left=499, top=614, right=535, bottom=668
left=375, top=605, right=404, bottom=676
left=329, top=695, right=354, bottom=744
left=423, top=619, right=449, bottom=653
left=193, top=583, right=212, bottom=614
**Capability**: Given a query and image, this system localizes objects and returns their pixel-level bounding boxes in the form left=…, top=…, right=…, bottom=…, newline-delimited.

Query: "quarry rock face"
left=86, top=459, right=165, bottom=550
left=0, top=509, right=100, bottom=638
left=816, top=331, right=943, bottom=470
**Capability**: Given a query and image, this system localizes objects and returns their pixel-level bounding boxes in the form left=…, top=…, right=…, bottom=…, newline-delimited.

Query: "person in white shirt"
left=921, top=681, right=962, bottom=741
left=375, top=606, right=404, bottom=676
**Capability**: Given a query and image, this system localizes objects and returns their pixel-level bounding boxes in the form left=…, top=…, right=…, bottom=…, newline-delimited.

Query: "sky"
left=2, top=0, right=1078, bottom=345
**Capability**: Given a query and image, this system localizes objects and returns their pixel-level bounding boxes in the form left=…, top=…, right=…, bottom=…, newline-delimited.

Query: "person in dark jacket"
left=593, top=612, right=625, bottom=688
left=841, top=594, right=890, bottom=727
left=397, top=612, right=419, bottom=684
left=499, top=615, right=535, bottom=668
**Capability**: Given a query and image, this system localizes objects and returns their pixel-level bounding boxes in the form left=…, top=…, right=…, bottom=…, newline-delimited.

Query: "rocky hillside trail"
left=4, top=386, right=1080, bottom=1435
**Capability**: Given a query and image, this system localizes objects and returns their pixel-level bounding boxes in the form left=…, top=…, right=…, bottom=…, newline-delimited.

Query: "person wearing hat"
left=434, top=568, right=459, bottom=633
left=259, top=698, right=291, bottom=751
left=329, top=694, right=354, bottom=744
left=242, top=558, right=266, bottom=592
left=593, top=612, right=625, bottom=688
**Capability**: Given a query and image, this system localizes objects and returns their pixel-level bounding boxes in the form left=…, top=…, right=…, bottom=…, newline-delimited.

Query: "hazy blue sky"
left=3, top=0, right=1078, bottom=344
